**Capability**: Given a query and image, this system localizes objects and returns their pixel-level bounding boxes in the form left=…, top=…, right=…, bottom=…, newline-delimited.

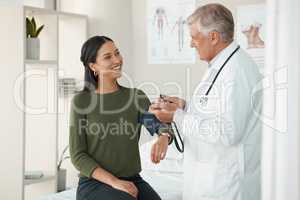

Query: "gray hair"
left=187, top=3, right=234, bottom=42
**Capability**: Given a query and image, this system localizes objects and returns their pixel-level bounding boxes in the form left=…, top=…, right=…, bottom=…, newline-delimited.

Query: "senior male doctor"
left=150, top=3, right=262, bottom=200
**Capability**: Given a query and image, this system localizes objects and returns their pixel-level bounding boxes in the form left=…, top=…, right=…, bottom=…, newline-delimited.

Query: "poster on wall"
left=147, top=0, right=196, bottom=64
left=236, top=4, right=266, bottom=70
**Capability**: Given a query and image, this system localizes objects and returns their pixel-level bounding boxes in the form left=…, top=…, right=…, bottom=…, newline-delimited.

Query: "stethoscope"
left=199, top=45, right=240, bottom=106
left=172, top=45, right=240, bottom=153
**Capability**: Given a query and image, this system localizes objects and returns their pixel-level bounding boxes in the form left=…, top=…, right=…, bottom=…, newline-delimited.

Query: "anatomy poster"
left=236, top=4, right=266, bottom=69
left=147, top=0, right=196, bottom=64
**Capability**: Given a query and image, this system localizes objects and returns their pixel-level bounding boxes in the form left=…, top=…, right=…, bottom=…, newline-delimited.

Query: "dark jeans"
left=76, top=174, right=161, bottom=200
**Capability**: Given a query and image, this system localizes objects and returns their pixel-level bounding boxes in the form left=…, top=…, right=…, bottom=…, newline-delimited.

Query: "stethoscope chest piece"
left=199, top=96, right=208, bottom=107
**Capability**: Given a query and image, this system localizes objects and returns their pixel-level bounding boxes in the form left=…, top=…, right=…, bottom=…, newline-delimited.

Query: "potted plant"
left=26, top=17, right=44, bottom=60
left=57, top=145, right=70, bottom=192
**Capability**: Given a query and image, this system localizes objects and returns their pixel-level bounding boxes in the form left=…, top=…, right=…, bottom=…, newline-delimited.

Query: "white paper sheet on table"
left=39, top=170, right=183, bottom=200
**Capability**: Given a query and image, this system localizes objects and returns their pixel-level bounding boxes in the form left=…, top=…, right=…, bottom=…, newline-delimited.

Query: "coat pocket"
left=188, top=160, right=240, bottom=198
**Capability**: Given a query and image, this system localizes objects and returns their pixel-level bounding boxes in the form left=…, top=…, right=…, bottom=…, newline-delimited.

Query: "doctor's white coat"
left=174, top=42, right=262, bottom=200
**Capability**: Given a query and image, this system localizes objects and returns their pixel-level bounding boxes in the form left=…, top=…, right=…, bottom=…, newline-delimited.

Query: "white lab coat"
left=174, top=42, right=262, bottom=200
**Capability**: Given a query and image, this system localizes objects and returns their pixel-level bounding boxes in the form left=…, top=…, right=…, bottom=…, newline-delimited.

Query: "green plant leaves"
left=25, top=17, right=44, bottom=38
left=36, top=25, right=44, bottom=37
left=31, top=17, right=36, bottom=36
left=26, top=17, right=32, bottom=38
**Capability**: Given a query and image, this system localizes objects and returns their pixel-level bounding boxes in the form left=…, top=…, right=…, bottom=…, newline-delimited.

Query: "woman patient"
left=69, top=35, right=173, bottom=200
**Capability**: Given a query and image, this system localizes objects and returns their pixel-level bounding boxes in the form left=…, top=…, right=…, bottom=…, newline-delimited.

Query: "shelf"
left=25, top=6, right=88, bottom=19
left=24, top=6, right=57, bottom=15
left=59, top=12, right=87, bottom=20
left=20, top=5, right=87, bottom=200
left=24, top=174, right=56, bottom=186
left=25, top=6, right=58, bottom=61
left=25, top=59, right=58, bottom=65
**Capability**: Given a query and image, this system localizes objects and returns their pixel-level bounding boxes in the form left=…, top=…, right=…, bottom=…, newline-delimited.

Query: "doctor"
left=150, top=3, right=262, bottom=200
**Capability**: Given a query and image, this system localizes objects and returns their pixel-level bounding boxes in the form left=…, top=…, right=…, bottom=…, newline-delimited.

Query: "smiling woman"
left=79, top=36, right=122, bottom=92
left=69, top=36, right=174, bottom=200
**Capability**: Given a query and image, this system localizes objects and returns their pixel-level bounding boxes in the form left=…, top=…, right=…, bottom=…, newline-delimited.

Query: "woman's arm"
left=151, top=134, right=170, bottom=164
left=135, top=89, right=173, bottom=163
left=135, top=89, right=174, bottom=140
left=69, top=97, right=99, bottom=178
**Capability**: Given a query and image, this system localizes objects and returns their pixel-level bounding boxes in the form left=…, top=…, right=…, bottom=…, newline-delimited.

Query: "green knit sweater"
left=69, top=86, right=171, bottom=178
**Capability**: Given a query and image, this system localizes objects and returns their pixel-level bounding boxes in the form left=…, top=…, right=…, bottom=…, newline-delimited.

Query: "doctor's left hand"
left=151, top=134, right=169, bottom=164
left=149, top=102, right=176, bottom=123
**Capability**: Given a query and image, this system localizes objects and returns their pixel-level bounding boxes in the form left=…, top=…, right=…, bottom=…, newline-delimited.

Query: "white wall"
left=131, top=0, right=206, bottom=102
left=0, top=4, right=24, bottom=200
left=262, top=0, right=300, bottom=199
left=59, top=0, right=134, bottom=80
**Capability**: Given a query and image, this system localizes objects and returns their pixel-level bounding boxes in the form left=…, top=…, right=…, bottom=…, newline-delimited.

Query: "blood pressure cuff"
left=138, top=112, right=174, bottom=144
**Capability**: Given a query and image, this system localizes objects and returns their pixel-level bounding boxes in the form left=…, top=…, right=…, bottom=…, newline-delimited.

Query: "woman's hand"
left=111, top=179, right=138, bottom=198
left=151, top=134, right=169, bottom=164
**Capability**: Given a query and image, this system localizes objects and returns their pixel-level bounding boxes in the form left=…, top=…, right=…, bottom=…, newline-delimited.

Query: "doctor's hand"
left=111, top=179, right=138, bottom=198
left=151, top=134, right=169, bottom=164
left=160, top=96, right=186, bottom=110
left=149, top=101, right=177, bottom=123
left=149, top=107, right=174, bottom=123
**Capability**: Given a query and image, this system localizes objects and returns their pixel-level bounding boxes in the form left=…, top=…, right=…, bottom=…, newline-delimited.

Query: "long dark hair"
left=80, top=35, right=113, bottom=91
